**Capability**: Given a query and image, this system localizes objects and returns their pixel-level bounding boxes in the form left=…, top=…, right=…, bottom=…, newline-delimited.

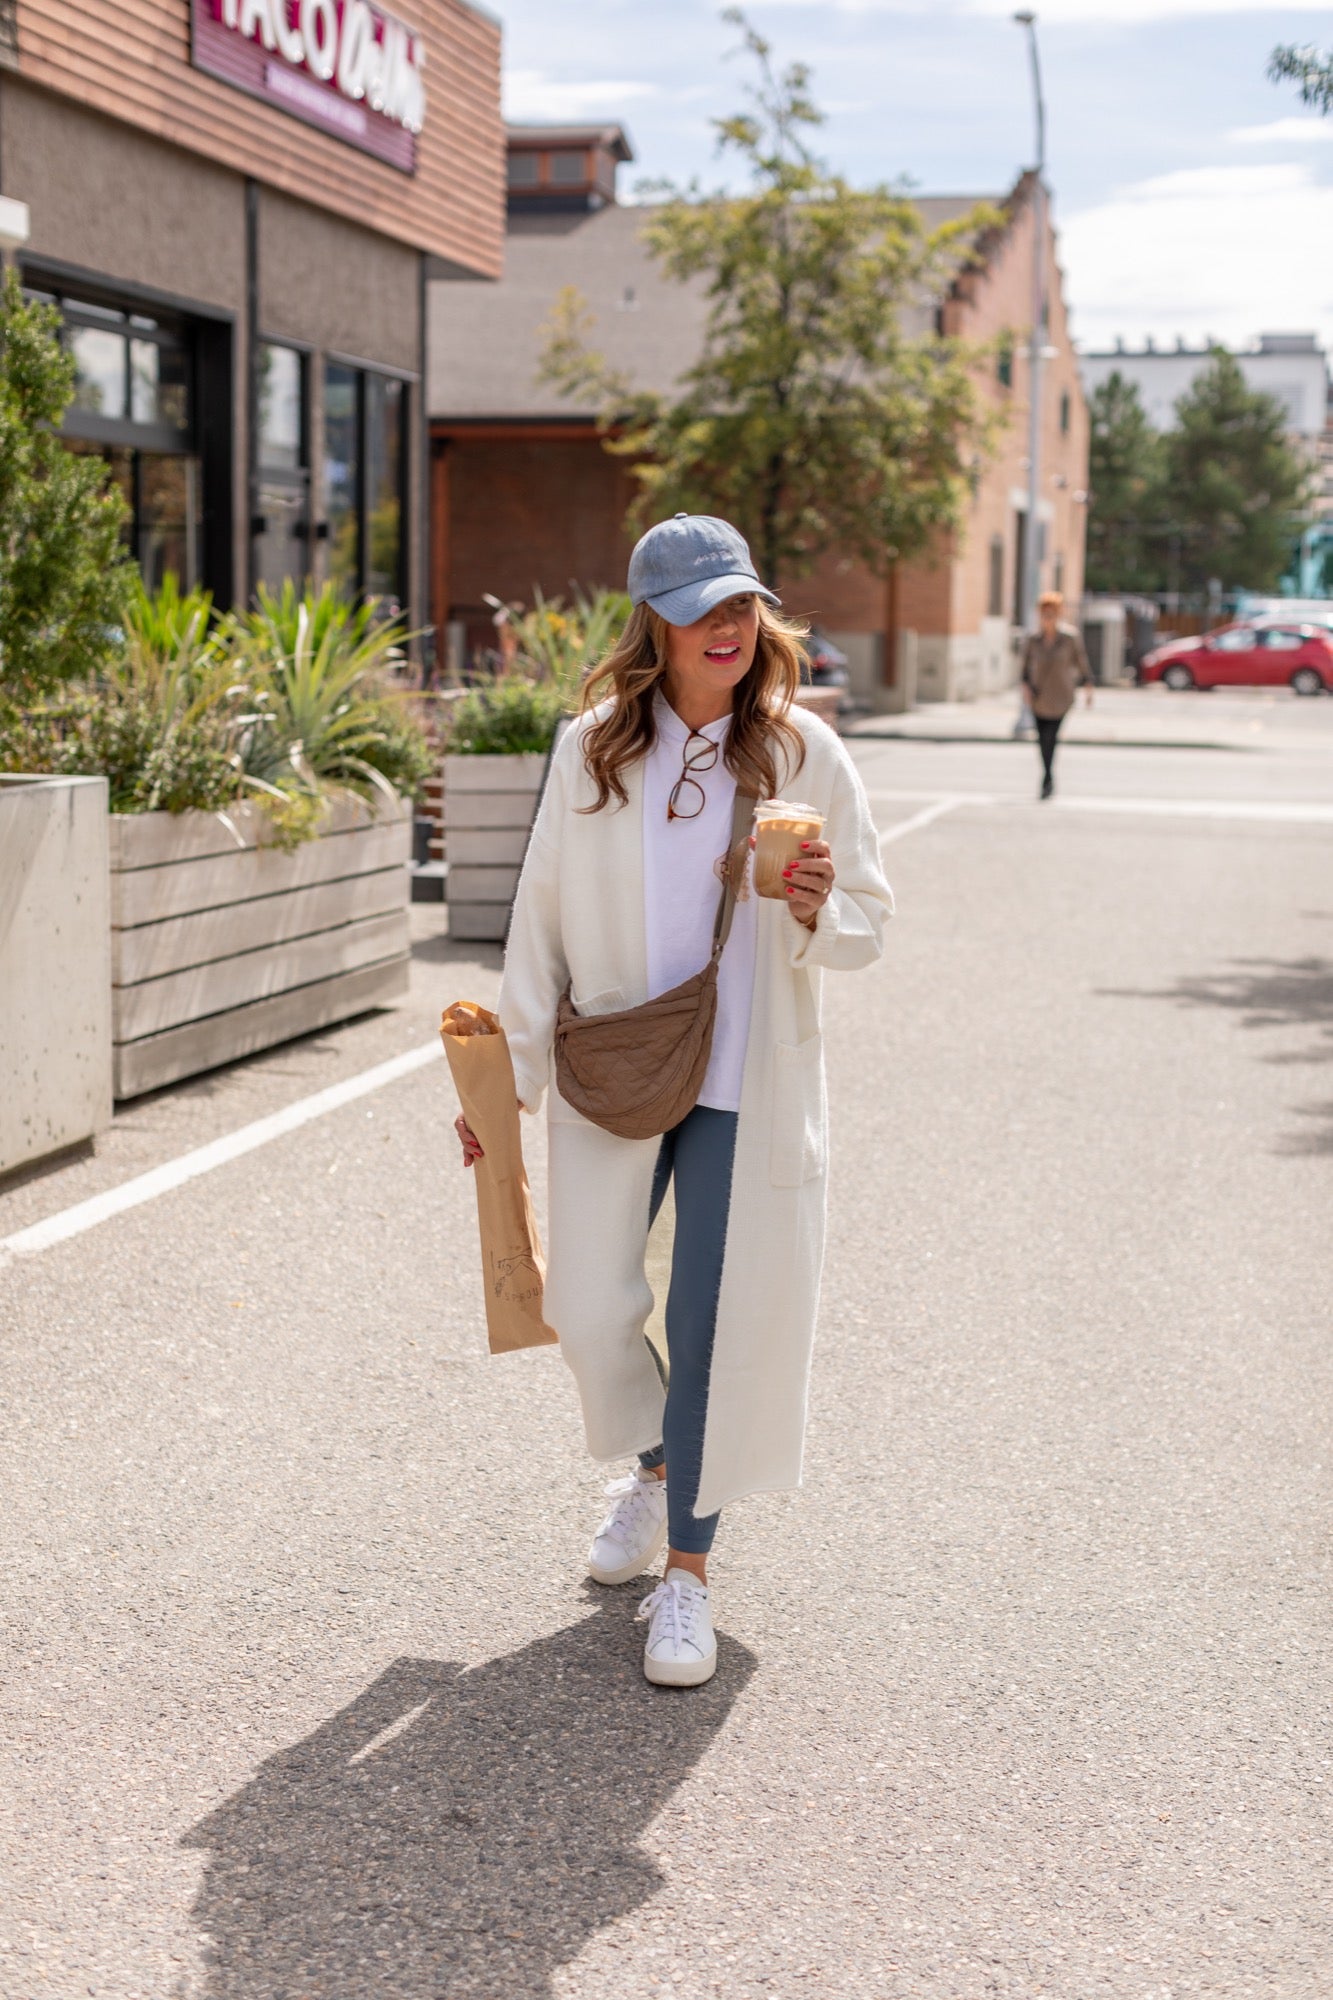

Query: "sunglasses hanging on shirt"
left=667, top=730, right=720, bottom=822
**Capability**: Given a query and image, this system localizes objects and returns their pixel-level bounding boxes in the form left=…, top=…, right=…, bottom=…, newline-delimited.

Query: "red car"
left=1140, top=621, right=1333, bottom=694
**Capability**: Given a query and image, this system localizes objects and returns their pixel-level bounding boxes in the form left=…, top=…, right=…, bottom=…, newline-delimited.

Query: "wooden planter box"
left=0, top=774, right=112, bottom=1176
left=444, top=752, right=548, bottom=944
left=111, top=793, right=411, bottom=1100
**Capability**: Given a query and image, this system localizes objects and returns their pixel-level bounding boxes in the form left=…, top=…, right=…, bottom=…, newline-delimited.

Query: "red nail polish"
left=800, top=841, right=810, bottom=849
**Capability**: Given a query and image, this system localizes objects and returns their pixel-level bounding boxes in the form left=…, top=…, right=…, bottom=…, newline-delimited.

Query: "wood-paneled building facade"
left=0, top=0, right=504, bottom=624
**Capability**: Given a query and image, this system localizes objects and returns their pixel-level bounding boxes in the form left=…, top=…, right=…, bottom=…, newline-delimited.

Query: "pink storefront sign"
left=190, top=0, right=425, bottom=173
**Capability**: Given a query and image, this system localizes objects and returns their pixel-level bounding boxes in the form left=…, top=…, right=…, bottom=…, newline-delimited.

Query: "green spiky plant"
left=508, top=586, right=633, bottom=709
left=225, top=583, right=432, bottom=821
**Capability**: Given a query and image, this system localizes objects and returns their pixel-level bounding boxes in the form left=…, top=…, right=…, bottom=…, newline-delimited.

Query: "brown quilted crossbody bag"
left=552, top=789, right=757, bottom=1142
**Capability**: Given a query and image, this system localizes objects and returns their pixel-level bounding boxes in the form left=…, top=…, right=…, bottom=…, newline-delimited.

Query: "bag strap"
left=711, top=790, right=758, bottom=960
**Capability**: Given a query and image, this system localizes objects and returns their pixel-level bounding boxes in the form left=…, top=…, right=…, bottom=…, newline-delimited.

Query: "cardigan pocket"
left=770, top=1034, right=826, bottom=1186
left=570, top=985, right=626, bottom=1018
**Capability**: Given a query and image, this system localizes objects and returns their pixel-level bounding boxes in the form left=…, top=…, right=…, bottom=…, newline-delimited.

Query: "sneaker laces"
left=596, top=1472, right=663, bottom=1549
left=637, top=1576, right=703, bottom=1651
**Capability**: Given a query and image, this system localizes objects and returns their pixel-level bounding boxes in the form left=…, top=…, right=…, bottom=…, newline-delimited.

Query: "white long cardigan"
left=498, top=703, right=894, bottom=1518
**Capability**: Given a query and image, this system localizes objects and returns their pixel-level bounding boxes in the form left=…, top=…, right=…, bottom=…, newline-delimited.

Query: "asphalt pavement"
left=2, top=687, right=1331, bottom=1999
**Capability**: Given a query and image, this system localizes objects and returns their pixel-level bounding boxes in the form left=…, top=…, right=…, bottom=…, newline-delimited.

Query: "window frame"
left=322, top=353, right=412, bottom=607
left=53, top=292, right=194, bottom=455
left=255, top=337, right=310, bottom=481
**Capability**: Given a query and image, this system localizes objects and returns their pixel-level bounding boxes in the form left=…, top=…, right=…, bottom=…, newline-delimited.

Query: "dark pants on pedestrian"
left=636, top=1103, right=738, bottom=1556
left=1036, top=713, right=1063, bottom=789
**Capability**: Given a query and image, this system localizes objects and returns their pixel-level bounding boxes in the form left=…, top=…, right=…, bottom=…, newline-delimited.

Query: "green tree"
left=0, top=271, right=132, bottom=701
left=1160, top=349, right=1312, bottom=595
left=540, top=10, right=998, bottom=589
left=1269, top=42, right=1333, bottom=113
left=1085, top=372, right=1167, bottom=594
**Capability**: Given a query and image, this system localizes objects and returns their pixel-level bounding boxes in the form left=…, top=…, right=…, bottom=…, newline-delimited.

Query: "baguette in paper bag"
left=440, top=1001, right=557, bottom=1355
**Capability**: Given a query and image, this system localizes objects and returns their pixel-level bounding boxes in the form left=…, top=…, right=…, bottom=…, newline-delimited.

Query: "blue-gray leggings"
left=637, top=1103, right=738, bottom=1555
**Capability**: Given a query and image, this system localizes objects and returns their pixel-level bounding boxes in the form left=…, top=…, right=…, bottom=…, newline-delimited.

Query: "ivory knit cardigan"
left=499, top=703, right=894, bottom=1517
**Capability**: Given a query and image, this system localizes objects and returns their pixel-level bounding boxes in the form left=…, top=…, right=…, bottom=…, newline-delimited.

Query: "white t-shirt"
left=642, top=694, right=758, bottom=1114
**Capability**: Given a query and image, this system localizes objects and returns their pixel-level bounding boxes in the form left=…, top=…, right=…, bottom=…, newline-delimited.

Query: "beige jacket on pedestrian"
left=497, top=702, right=894, bottom=1517
left=1022, top=625, right=1091, bottom=720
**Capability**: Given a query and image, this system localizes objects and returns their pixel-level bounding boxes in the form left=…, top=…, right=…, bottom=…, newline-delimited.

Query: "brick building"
left=428, top=128, right=1089, bottom=707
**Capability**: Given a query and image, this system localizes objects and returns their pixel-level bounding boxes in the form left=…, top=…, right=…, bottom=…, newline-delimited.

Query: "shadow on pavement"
left=182, top=1596, right=755, bottom=1998
left=1104, top=955, right=1333, bottom=1155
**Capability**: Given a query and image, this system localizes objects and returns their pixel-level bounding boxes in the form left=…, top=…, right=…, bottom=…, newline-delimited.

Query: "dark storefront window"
left=65, top=444, right=203, bottom=594
left=365, top=373, right=403, bottom=602
left=325, top=360, right=360, bottom=599
left=324, top=359, right=405, bottom=608
left=42, top=287, right=214, bottom=596
left=253, top=341, right=310, bottom=597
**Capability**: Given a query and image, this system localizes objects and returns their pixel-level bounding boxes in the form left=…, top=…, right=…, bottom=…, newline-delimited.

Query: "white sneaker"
left=588, top=1467, right=668, bottom=1586
left=638, top=1568, right=717, bottom=1687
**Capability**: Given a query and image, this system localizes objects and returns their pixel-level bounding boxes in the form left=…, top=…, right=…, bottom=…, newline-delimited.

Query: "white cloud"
left=1115, top=162, right=1312, bottom=201
left=758, top=0, right=1329, bottom=15
left=502, top=70, right=658, bottom=123
left=967, top=0, right=1329, bottom=16
left=1230, top=117, right=1333, bottom=145
left=1061, top=159, right=1333, bottom=353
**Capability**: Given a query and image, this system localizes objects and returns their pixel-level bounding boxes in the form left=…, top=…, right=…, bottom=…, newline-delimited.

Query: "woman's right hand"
left=455, top=1114, right=484, bottom=1168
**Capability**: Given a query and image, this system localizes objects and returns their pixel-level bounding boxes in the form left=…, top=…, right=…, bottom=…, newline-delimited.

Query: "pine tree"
left=540, top=11, right=998, bottom=590
left=1161, top=350, right=1312, bottom=595
left=0, top=271, right=132, bottom=702
left=1085, top=373, right=1167, bottom=594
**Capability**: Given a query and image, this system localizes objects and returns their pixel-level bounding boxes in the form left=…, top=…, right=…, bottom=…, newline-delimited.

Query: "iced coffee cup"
left=752, top=798, right=825, bottom=899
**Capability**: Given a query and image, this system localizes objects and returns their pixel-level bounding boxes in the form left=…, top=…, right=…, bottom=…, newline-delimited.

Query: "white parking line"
left=879, top=796, right=974, bottom=844
left=866, top=788, right=1333, bottom=827
left=0, top=1041, right=442, bottom=1273
left=1056, top=795, right=1333, bottom=824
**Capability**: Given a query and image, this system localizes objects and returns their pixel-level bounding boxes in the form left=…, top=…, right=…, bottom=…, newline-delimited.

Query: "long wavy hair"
left=577, top=598, right=809, bottom=813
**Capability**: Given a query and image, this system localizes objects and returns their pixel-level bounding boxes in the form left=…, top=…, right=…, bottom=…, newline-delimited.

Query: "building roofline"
left=505, top=122, right=635, bottom=162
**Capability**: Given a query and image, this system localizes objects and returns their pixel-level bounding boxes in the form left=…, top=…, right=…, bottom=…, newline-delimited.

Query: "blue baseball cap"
left=627, top=513, right=781, bottom=628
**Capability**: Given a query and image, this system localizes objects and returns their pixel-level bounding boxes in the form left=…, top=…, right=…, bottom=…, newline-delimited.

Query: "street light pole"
left=1013, top=11, right=1046, bottom=734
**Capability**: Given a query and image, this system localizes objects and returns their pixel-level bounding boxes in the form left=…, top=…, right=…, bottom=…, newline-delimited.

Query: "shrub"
left=447, top=677, right=566, bottom=756
left=508, top=586, right=632, bottom=707
left=0, top=693, right=239, bottom=815
left=0, top=271, right=134, bottom=698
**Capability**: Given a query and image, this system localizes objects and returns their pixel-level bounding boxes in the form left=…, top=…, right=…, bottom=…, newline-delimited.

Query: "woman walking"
left=456, top=514, right=893, bottom=1687
left=1021, top=589, right=1093, bottom=799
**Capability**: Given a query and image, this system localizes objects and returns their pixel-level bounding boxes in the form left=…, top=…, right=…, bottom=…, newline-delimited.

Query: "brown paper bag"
left=440, top=1001, right=557, bottom=1355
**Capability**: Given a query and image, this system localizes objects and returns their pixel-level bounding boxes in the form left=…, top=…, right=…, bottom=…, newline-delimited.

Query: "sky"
left=492, top=0, right=1333, bottom=357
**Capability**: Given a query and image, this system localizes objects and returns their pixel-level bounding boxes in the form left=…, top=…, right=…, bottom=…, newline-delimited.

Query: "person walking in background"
left=1022, top=590, right=1093, bottom=800
left=455, top=514, right=893, bottom=1688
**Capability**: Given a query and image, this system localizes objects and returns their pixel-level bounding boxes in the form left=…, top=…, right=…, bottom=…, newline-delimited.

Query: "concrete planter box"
left=444, top=752, right=548, bottom=944
left=111, top=793, right=411, bottom=1100
left=0, top=775, right=113, bottom=1177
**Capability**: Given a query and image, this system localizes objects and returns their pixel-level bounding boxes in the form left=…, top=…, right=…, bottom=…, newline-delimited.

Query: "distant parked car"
left=801, top=627, right=850, bottom=692
left=1139, top=621, right=1333, bottom=695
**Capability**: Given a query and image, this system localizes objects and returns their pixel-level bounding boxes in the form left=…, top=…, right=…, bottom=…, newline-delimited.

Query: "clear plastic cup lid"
left=754, top=798, right=822, bottom=820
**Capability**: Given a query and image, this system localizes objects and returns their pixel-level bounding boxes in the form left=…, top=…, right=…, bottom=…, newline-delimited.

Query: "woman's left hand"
left=783, top=839, right=835, bottom=929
